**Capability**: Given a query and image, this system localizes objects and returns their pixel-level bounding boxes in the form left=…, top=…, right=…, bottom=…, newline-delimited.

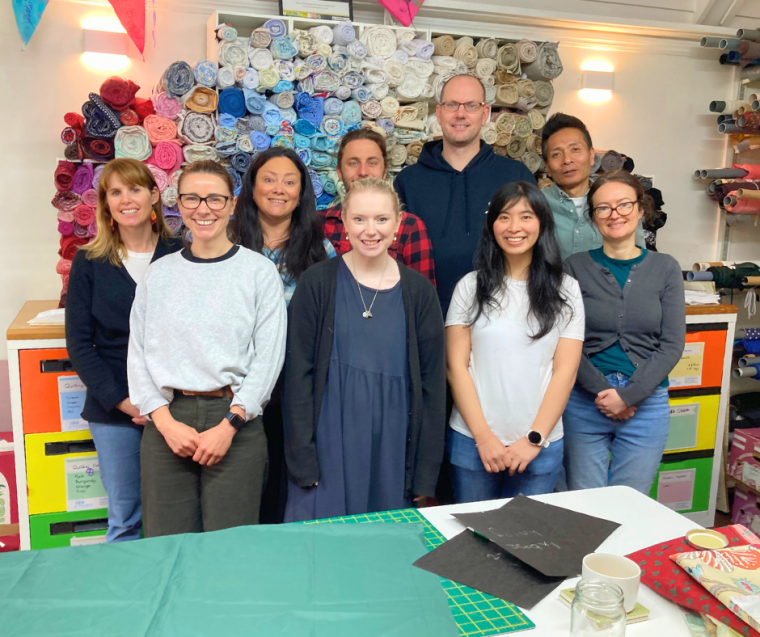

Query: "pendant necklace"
left=349, top=254, right=388, bottom=319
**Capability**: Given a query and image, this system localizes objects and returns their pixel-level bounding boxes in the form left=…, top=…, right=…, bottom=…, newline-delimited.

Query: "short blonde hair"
left=342, top=177, right=402, bottom=218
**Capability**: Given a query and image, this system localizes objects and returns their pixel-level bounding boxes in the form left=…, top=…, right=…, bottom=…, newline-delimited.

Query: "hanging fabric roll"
left=507, top=136, right=527, bottom=158
left=497, top=44, right=521, bottom=74
left=516, top=39, right=538, bottom=63
left=158, top=62, right=194, bottom=98
left=179, top=112, right=215, bottom=144
left=522, top=42, right=564, bottom=80
left=249, top=48, right=274, bottom=71
left=216, top=66, right=236, bottom=90
left=250, top=28, right=272, bottom=49
left=534, top=80, right=554, bottom=107
left=192, top=60, right=218, bottom=88
left=219, top=41, right=249, bottom=67
left=216, top=25, right=237, bottom=42
left=183, top=86, right=218, bottom=113
left=362, top=26, right=397, bottom=59
left=332, top=21, right=355, bottom=46
left=433, top=35, right=455, bottom=56
left=475, top=38, right=498, bottom=59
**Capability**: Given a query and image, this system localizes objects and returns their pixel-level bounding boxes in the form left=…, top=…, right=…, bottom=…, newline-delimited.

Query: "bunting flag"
left=13, top=0, right=50, bottom=49
left=376, top=0, right=425, bottom=27
left=108, top=0, right=145, bottom=58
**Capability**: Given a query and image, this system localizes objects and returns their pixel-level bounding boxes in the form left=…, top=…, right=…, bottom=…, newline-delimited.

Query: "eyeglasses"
left=439, top=101, right=486, bottom=113
left=177, top=194, right=231, bottom=211
left=592, top=201, right=638, bottom=219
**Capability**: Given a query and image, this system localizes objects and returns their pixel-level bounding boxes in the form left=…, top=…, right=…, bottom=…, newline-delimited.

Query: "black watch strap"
left=225, top=411, right=246, bottom=431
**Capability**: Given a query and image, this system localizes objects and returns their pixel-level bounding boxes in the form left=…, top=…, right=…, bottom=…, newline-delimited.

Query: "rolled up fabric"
left=534, top=80, right=554, bottom=107
left=319, top=171, right=338, bottom=196
left=523, top=42, right=563, bottom=80
left=517, top=96, right=538, bottom=112
left=528, top=109, right=545, bottom=131
left=236, top=134, right=254, bottom=153
left=332, top=21, right=356, bottom=46
left=307, top=169, right=324, bottom=198
left=183, top=145, right=219, bottom=164
left=293, top=132, right=311, bottom=148
left=296, top=148, right=312, bottom=166
left=243, top=89, right=266, bottom=115
left=526, top=133, right=542, bottom=155
left=81, top=136, right=115, bottom=162
left=294, top=118, right=318, bottom=137
left=377, top=118, right=395, bottom=135
left=72, top=222, right=91, bottom=239
left=512, top=115, right=532, bottom=138
left=179, top=112, right=215, bottom=144
left=193, top=60, right=218, bottom=87
left=494, top=112, right=516, bottom=133
left=295, top=94, right=324, bottom=127
left=309, top=25, right=333, bottom=45
left=216, top=25, right=237, bottom=42
left=495, top=83, right=519, bottom=106
left=274, top=59, right=295, bottom=81
left=99, top=76, right=139, bottom=110
left=229, top=152, right=252, bottom=173
left=497, top=44, right=521, bottom=74
left=406, top=59, right=434, bottom=78
left=239, top=68, right=258, bottom=90
left=262, top=102, right=283, bottom=127
left=407, top=140, right=424, bottom=157
left=341, top=71, right=364, bottom=89
left=271, top=36, right=298, bottom=59
left=216, top=66, right=236, bottom=90
left=311, top=152, right=332, bottom=169
left=160, top=186, right=178, bottom=208
left=281, top=108, right=297, bottom=125
left=347, top=39, right=367, bottom=59
left=726, top=197, right=760, bottom=213
left=143, top=115, right=178, bottom=146
left=168, top=171, right=182, bottom=189
left=383, top=59, right=405, bottom=87
left=131, top=98, right=153, bottom=123
left=54, top=161, right=77, bottom=191
left=598, top=150, right=624, bottom=172
left=82, top=93, right=122, bottom=139
left=320, top=116, right=344, bottom=136
left=147, top=141, right=183, bottom=173
left=522, top=152, right=543, bottom=173
left=114, top=126, right=152, bottom=160
left=389, top=143, right=408, bottom=166
left=473, top=58, right=497, bottom=79
left=295, top=32, right=318, bottom=58
left=397, top=74, right=427, bottom=100
left=159, top=61, right=194, bottom=97
left=324, top=97, right=344, bottom=115
left=72, top=163, right=95, bottom=195
left=314, top=70, right=340, bottom=92
left=347, top=87, right=367, bottom=103
left=433, top=35, right=455, bottom=56
left=249, top=48, right=274, bottom=71
left=495, top=70, right=516, bottom=85
left=81, top=189, right=98, bottom=207
left=361, top=100, right=383, bottom=120
left=516, top=39, right=538, bottom=64
left=120, top=109, right=139, bottom=126
left=64, top=112, right=86, bottom=131
left=327, top=52, right=348, bottom=75
left=264, top=19, right=286, bottom=39
left=475, top=38, right=498, bottom=59
left=258, top=68, right=279, bottom=89
left=152, top=92, right=183, bottom=119
left=52, top=190, right=82, bottom=212
left=516, top=78, right=535, bottom=98
left=362, top=26, right=397, bottom=59
left=454, top=43, right=478, bottom=68
left=480, top=122, right=498, bottom=145
left=341, top=100, right=362, bottom=125
left=250, top=130, right=271, bottom=151
left=484, top=86, right=497, bottom=105
left=250, top=28, right=272, bottom=49
left=92, top=165, right=105, bottom=190
left=369, top=82, right=389, bottom=100
left=304, top=52, right=327, bottom=74
left=496, top=131, right=511, bottom=147
left=145, top=164, right=169, bottom=192
left=233, top=66, right=247, bottom=83
left=398, top=40, right=418, bottom=57
left=64, top=144, right=82, bottom=161
left=58, top=220, right=74, bottom=237
left=413, top=39, right=435, bottom=60
left=183, top=86, right=218, bottom=113
left=271, top=91, right=294, bottom=110
left=311, top=134, right=331, bottom=152
left=392, top=49, right=410, bottom=65
left=273, top=80, right=295, bottom=94
left=57, top=209, right=75, bottom=224
left=507, top=136, right=527, bottom=158
left=215, top=125, right=238, bottom=143
left=216, top=140, right=238, bottom=157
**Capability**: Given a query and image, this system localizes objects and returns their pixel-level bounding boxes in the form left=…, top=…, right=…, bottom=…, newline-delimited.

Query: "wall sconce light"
left=579, top=70, right=614, bottom=104
left=81, top=27, right=130, bottom=72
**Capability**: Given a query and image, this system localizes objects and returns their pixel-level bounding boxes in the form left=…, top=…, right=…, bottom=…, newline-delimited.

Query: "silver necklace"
left=348, top=254, right=388, bottom=319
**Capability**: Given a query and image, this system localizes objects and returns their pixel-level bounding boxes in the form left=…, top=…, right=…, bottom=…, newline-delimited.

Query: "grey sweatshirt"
left=128, top=246, right=287, bottom=420
left=564, top=250, right=685, bottom=407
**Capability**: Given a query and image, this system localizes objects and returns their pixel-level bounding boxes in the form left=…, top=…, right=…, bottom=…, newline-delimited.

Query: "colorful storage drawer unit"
left=19, top=348, right=87, bottom=434
left=668, top=325, right=727, bottom=390
left=25, top=430, right=107, bottom=516
left=649, top=453, right=713, bottom=514
left=29, top=509, right=108, bottom=550
left=664, top=391, right=720, bottom=455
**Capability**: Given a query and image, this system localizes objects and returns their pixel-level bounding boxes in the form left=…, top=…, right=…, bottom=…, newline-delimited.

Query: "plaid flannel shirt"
left=319, top=204, right=436, bottom=287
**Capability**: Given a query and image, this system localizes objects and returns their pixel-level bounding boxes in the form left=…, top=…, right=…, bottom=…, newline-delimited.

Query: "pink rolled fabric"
left=56, top=258, right=73, bottom=276
left=146, top=164, right=169, bottom=192
left=58, top=220, right=74, bottom=236
left=71, top=163, right=95, bottom=194
left=726, top=197, right=760, bottom=214
left=152, top=92, right=183, bottom=120
left=74, top=204, right=96, bottom=226
left=146, top=141, right=183, bottom=173
left=92, top=165, right=105, bottom=190
left=54, top=161, right=77, bottom=191
left=143, top=115, right=178, bottom=145
left=81, top=189, right=98, bottom=207
left=734, top=164, right=760, bottom=179
left=72, top=223, right=90, bottom=239
left=52, top=190, right=82, bottom=211
left=88, top=219, right=98, bottom=237
left=169, top=170, right=182, bottom=188
left=57, top=210, right=74, bottom=223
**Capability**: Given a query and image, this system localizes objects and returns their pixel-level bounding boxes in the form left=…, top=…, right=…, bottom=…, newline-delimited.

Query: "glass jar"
left=570, top=579, right=626, bottom=636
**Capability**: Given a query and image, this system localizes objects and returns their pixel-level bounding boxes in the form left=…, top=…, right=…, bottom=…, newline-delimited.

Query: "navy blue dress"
left=285, top=259, right=410, bottom=522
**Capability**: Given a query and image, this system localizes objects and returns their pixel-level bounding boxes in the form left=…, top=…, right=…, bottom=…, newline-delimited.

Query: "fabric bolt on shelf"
left=81, top=189, right=98, bottom=207
left=215, top=125, right=238, bottom=143
left=263, top=18, right=286, bottom=39
left=54, top=161, right=77, bottom=191
left=250, top=28, right=272, bottom=49
left=215, top=25, right=237, bottom=42
left=249, top=48, right=274, bottom=71
left=273, top=60, right=295, bottom=81
left=474, top=58, right=497, bottom=79
left=232, top=66, right=247, bottom=84
left=516, top=39, right=538, bottom=64
left=158, top=61, right=194, bottom=98
left=160, top=186, right=178, bottom=207
left=332, top=21, right=355, bottom=46
left=271, top=36, right=298, bottom=60
left=362, top=26, right=397, bottom=59
left=599, top=149, right=625, bottom=172
left=512, top=115, right=533, bottom=139
left=143, top=115, right=178, bottom=145
left=522, top=152, right=543, bottom=174
left=133, top=97, right=155, bottom=122
left=53, top=190, right=82, bottom=212
left=192, top=60, right=218, bottom=88
left=182, top=86, right=218, bottom=114
left=152, top=92, right=183, bottom=120
left=475, top=37, right=498, bottom=60
left=218, top=89, right=247, bottom=119
left=495, top=111, right=517, bottom=134
left=528, top=109, right=545, bottom=131
left=507, top=136, right=527, bottom=158
left=497, top=43, right=521, bottom=74
left=144, top=164, right=169, bottom=192
left=73, top=203, right=96, bottom=227
left=119, top=109, right=139, bottom=126
left=64, top=112, right=86, bottom=132
left=522, top=42, right=563, bottom=80
left=454, top=43, right=478, bottom=68
left=114, top=126, right=152, bottom=161
left=99, top=76, right=139, bottom=110
left=64, top=143, right=82, bottom=160
left=71, top=163, right=95, bottom=195
left=432, top=34, right=455, bottom=56
left=81, top=136, right=115, bottom=162
left=258, top=69, right=279, bottom=89
left=495, top=84, right=519, bottom=106
left=179, top=112, right=215, bottom=145
left=309, top=25, right=333, bottom=46
left=533, top=80, right=554, bottom=107
left=82, top=93, right=122, bottom=139
left=243, top=89, right=266, bottom=115
left=59, top=236, right=89, bottom=260
left=218, top=40, right=248, bottom=68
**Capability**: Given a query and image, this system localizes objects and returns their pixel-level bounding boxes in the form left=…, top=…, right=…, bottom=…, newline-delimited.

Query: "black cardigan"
left=65, top=237, right=180, bottom=424
left=283, top=257, right=446, bottom=498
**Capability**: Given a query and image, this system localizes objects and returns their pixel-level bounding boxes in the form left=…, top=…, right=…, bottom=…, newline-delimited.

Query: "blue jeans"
left=446, top=428, right=564, bottom=503
left=562, top=373, right=670, bottom=495
left=88, top=422, right=143, bottom=542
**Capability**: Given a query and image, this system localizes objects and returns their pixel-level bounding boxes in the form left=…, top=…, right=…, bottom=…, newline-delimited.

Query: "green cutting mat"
left=303, top=508, right=535, bottom=635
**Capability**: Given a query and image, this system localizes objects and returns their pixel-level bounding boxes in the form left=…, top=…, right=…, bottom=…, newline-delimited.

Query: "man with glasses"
left=541, top=112, right=644, bottom=261
left=394, top=74, right=535, bottom=312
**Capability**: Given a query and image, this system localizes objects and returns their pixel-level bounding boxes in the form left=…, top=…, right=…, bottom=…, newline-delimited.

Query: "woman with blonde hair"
left=65, top=157, right=179, bottom=542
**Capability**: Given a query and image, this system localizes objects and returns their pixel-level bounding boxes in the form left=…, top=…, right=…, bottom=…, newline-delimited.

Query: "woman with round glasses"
left=562, top=170, right=684, bottom=495
left=128, top=160, right=286, bottom=537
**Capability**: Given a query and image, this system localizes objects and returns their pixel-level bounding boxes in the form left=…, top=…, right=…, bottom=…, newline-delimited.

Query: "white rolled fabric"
left=432, top=56, right=458, bottom=73
left=216, top=65, right=236, bottom=89
left=216, top=25, right=237, bottom=42
left=480, top=122, right=498, bottom=145
left=398, top=40, right=418, bottom=56
left=361, top=26, right=397, bottom=59
left=361, top=100, right=383, bottom=119
left=364, top=67, right=386, bottom=84
left=392, top=104, right=422, bottom=127
left=475, top=38, right=498, bottom=59
left=317, top=43, right=333, bottom=57
left=369, top=82, right=389, bottom=100
left=484, top=85, right=497, bottom=104
left=481, top=75, right=495, bottom=87
left=474, top=58, right=497, bottom=78
left=432, top=73, right=455, bottom=102
left=383, top=59, right=405, bottom=87
left=393, top=49, right=410, bottom=64
left=332, top=44, right=348, bottom=55
left=346, top=39, right=367, bottom=59
left=242, top=68, right=260, bottom=89
left=406, top=59, right=435, bottom=78
left=397, top=74, right=427, bottom=100
left=389, top=143, right=408, bottom=166
left=380, top=96, right=400, bottom=117
left=332, top=21, right=355, bottom=46
left=422, top=84, right=435, bottom=99
left=334, top=85, right=352, bottom=100
left=218, top=40, right=249, bottom=67
left=249, top=48, right=274, bottom=71
left=426, top=114, right=442, bottom=138
left=273, top=59, right=295, bottom=81
left=395, top=29, right=416, bottom=42
left=413, top=39, right=435, bottom=60
left=309, top=25, right=333, bottom=45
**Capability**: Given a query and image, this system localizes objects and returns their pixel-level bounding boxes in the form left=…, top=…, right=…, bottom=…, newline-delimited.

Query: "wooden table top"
left=6, top=301, right=64, bottom=341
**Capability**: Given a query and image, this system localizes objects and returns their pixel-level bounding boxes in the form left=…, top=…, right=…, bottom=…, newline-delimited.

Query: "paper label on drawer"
left=70, top=535, right=107, bottom=547
left=666, top=403, right=700, bottom=451
left=0, top=471, right=9, bottom=525
left=65, top=458, right=107, bottom=512
left=58, top=376, right=88, bottom=432
left=668, top=343, right=705, bottom=388
left=657, top=468, right=696, bottom=511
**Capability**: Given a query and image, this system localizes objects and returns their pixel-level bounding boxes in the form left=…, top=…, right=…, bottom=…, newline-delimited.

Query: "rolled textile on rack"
left=528, top=109, right=545, bottom=131
left=311, top=152, right=333, bottom=168
left=484, top=86, right=496, bottom=104
left=261, top=102, right=283, bottom=126
left=389, top=143, right=408, bottom=166
left=378, top=118, right=396, bottom=134
left=218, top=88, right=247, bottom=118
left=309, top=25, right=333, bottom=45
left=496, top=131, right=511, bottom=146
left=685, top=271, right=715, bottom=281
left=230, top=152, right=253, bottom=173
left=341, top=100, right=362, bottom=125
left=454, top=43, right=478, bottom=68
left=433, top=35, right=455, bottom=56
left=710, top=100, right=750, bottom=113
left=114, top=126, right=152, bottom=160
left=516, top=39, right=538, bottom=63
left=362, top=26, right=397, bottom=59
left=64, top=144, right=82, bottom=161
left=474, top=58, right=497, bottom=78
left=413, top=39, right=435, bottom=60
left=347, top=40, right=367, bottom=59
left=381, top=59, right=404, bottom=87
left=71, top=164, right=95, bottom=195
left=495, top=70, right=516, bottom=85
left=250, top=28, right=272, bottom=49
left=272, top=36, right=298, bottom=59
left=271, top=91, right=294, bottom=109
left=296, top=148, right=312, bottom=165
left=526, top=133, right=542, bottom=154
left=342, top=71, right=365, bottom=89
left=193, top=60, right=218, bottom=87
left=304, top=52, right=328, bottom=73
left=475, top=38, right=498, bottom=59
left=599, top=150, right=624, bottom=172
left=54, top=161, right=76, bottom=191
left=398, top=40, right=418, bottom=57
left=313, top=70, right=340, bottom=92
left=274, top=59, right=295, bottom=81
left=52, top=190, right=82, bottom=212
left=183, top=144, right=218, bottom=163
left=497, top=44, right=520, bottom=74
left=513, top=115, right=532, bottom=138
left=216, top=66, right=236, bottom=90
left=311, top=134, right=330, bottom=152
left=215, top=125, right=238, bottom=143
left=523, top=152, right=543, bottom=173
left=534, top=80, right=554, bottom=107
left=183, top=86, right=218, bottom=113
left=407, top=140, right=424, bottom=157
left=482, top=75, right=495, bottom=86
left=249, top=48, right=274, bottom=71
left=81, top=137, right=115, bottom=162
left=361, top=100, right=383, bottom=119
left=214, top=140, right=238, bottom=157
left=507, top=136, right=527, bottom=158
left=264, top=19, right=286, bottom=38
left=92, top=165, right=105, bottom=189
left=516, top=78, right=535, bottom=97
left=480, top=122, right=498, bottom=145
left=61, top=127, right=78, bottom=145
left=233, top=66, right=248, bottom=84
left=145, top=164, right=169, bottom=192
left=317, top=43, right=333, bottom=57
left=516, top=96, right=538, bottom=112
left=161, top=185, right=178, bottom=207
left=147, top=141, right=184, bottom=173
left=324, top=97, right=344, bottom=115
left=100, top=77, right=139, bottom=110
left=272, top=134, right=294, bottom=149
left=258, top=69, right=280, bottom=89
left=159, top=62, right=194, bottom=98
left=241, top=68, right=260, bottom=90
left=332, top=21, right=355, bottom=46
left=406, top=59, right=435, bottom=78
left=82, top=93, right=122, bottom=139
left=369, top=82, right=389, bottom=100
left=219, top=41, right=249, bottom=68
left=495, top=83, right=519, bottom=106
left=327, top=51, right=349, bottom=74
left=397, top=74, right=427, bottom=100
left=143, top=115, right=178, bottom=144
left=432, top=55, right=459, bottom=73
left=522, top=42, right=563, bottom=80
left=179, top=112, right=215, bottom=144
left=308, top=169, right=324, bottom=197
left=495, top=111, right=516, bottom=134
left=216, top=25, right=237, bottom=41
left=243, top=89, right=266, bottom=114
left=380, top=96, right=400, bottom=117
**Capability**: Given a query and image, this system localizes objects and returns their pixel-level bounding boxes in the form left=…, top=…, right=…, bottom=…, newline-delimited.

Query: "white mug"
left=581, top=553, right=641, bottom=613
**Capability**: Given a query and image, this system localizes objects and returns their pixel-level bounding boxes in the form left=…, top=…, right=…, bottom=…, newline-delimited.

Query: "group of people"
left=65, top=74, right=685, bottom=543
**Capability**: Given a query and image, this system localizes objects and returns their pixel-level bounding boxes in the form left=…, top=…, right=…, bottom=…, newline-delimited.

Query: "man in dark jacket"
left=394, top=74, right=536, bottom=312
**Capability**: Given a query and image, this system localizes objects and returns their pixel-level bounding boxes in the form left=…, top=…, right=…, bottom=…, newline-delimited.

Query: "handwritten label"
left=669, top=343, right=704, bottom=388
left=0, top=471, right=8, bottom=525
left=657, top=468, right=695, bottom=511
left=65, top=457, right=108, bottom=512
left=58, top=376, right=88, bottom=432
left=666, top=403, right=700, bottom=451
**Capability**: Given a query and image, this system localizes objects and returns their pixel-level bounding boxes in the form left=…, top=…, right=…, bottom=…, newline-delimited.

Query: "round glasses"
left=177, top=194, right=231, bottom=211
left=439, top=101, right=485, bottom=112
left=592, top=201, right=637, bottom=219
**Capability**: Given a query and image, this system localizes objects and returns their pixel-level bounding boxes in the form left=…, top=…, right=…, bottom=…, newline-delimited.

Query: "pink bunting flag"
left=375, top=0, right=425, bottom=27
left=107, top=0, right=145, bottom=58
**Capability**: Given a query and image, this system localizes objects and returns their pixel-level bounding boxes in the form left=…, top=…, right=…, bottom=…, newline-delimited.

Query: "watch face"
left=527, top=431, right=542, bottom=445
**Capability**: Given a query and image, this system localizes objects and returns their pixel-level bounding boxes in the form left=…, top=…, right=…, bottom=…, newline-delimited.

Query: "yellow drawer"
left=25, top=431, right=108, bottom=515
left=665, top=393, right=720, bottom=454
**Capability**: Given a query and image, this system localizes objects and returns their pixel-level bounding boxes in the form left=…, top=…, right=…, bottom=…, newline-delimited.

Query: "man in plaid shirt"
left=319, top=129, right=436, bottom=286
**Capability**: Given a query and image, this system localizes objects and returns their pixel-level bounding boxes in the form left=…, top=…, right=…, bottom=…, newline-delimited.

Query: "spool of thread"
left=734, top=365, right=759, bottom=378
left=686, top=271, right=715, bottom=281
left=739, top=354, right=759, bottom=368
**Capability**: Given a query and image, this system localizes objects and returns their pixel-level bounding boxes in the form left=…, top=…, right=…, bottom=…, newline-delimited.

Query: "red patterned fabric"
left=627, top=525, right=760, bottom=637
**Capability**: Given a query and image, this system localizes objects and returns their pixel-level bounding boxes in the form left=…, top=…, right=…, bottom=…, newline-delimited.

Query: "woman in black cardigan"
left=283, top=177, right=446, bottom=521
left=65, top=158, right=179, bottom=541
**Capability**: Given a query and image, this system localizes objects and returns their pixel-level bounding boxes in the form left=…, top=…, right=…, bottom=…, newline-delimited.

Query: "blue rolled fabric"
left=344, top=122, right=363, bottom=134
left=271, top=36, right=297, bottom=59
left=320, top=172, right=338, bottom=195
left=377, top=118, right=395, bottom=134
left=218, top=88, right=247, bottom=118
left=332, top=21, right=355, bottom=46
left=317, top=191, right=337, bottom=210
left=230, top=152, right=254, bottom=173
left=311, top=152, right=333, bottom=168
left=266, top=123, right=281, bottom=136
left=193, top=60, right=218, bottom=88
left=264, top=19, right=286, bottom=39
left=262, top=102, right=283, bottom=126
left=281, top=107, right=297, bottom=125
left=324, top=97, right=344, bottom=115
left=351, top=87, right=369, bottom=103
left=273, top=80, right=295, bottom=93
left=293, top=133, right=312, bottom=148
left=243, top=88, right=267, bottom=114
left=242, top=68, right=260, bottom=90
left=295, top=94, right=325, bottom=127
left=320, top=116, right=343, bottom=137
left=311, top=134, right=330, bottom=152
left=82, top=93, right=122, bottom=139
left=227, top=168, right=242, bottom=195
left=294, top=118, right=318, bottom=137
left=272, top=135, right=294, bottom=148
left=297, top=148, right=313, bottom=166
left=215, top=126, right=238, bottom=142
left=340, top=100, right=362, bottom=126
left=160, top=61, right=194, bottom=98
left=308, top=169, right=324, bottom=197
left=251, top=131, right=272, bottom=151
left=214, top=141, right=238, bottom=157
left=218, top=113, right=237, bottom=127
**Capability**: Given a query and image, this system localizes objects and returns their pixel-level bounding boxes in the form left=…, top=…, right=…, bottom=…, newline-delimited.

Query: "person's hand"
left=504, top=436, right=542, bottom=476
left=116, top=397, right=147, bottom=425
left=595, top=389, right=628, bottom=418
left=413, top=495, right=429, bottom=508
left=612, top=406, right=637, bottom=421
left=476, top=434, right=511, bottom=473
left=152, top=408, right=200, bottom=458
left=193, top=420, right=236, bottom=466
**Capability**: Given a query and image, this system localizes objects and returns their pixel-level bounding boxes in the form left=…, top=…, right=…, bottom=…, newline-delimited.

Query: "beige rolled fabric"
left=250, top=28, right=272, bottom=49
left=393, top=104, right=423, bottom=127
left=397, top=74, right=427, bottom=100
left=396, top=29, right=416, bottom=43
left=516, top=39, right=538, bottom=63
left=507, top=136, right=527, bottom=158
left=426, top=114, right=442, bottom=138
left=480, top=122, right=498, bottom=145
left=526, top=133, right=542, bottom=154
left=516, top=78, right=535, bottom=97
left=405, top=154, right=418, bottom=166
left=433, top=35, right=456, bottom=56
left=528, top=109, right=545, bottom=131
left=383, top=59, right=405, bottom=87
left=406, top=59, right=435, bottom=79
left=380, top=96, right=400, bottom=117
left=364, top=67, right=386, bottom=84
left=474, top=58, right=497, bottom=79
left=455, top=36, right=474, bottom=49
left=495, top=111, right=516, bottom=134
left=361, top=100, right=383, bottom=119
left=454, top=43, right=478, bottom=68
left=407, top=140, right=424, bottom=157
left=316, top=43, right=332, bottom=57
left=414, top=101, right=429, bottom=119
left=482, top=75, right=495, bottom=87
left=361, top=120, right=387, bottom=138
left=258, top=68, right=279, bottom=89
left=493, top=145, right=508, bottom=157
left=517, top=97, right=538, bottom=112
left=496, top=131, right=512, bottom=146
left=534, top=80, right=554, bottom=107
left=495, top=70, right=517, bottom=85
left=475, top=38, right=499, bottom=59
left=272, top=91, right=294, bottom=109
left=736, top=189, right=760, bottom=199
left=497, top=44, right=520, bottom=74
left=431, top=55, right=458, bottom=73
left=389, top=143, right=408, bottom=166
left=361, top=26, right=397, bottom=59
left=495, top=83, right=519, bottom=106
left=522, top=152, right=543, bottom=174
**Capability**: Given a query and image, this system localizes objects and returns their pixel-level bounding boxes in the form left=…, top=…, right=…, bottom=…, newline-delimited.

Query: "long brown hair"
left=82, top=158, right=171, bottom=266
left=587, top=170, right=654, bottom=224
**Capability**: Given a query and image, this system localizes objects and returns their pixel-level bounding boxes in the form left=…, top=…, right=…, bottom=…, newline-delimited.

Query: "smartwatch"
left=225, top=411, right=246, bottom=431
left=527, top=430, right=550, bottom=449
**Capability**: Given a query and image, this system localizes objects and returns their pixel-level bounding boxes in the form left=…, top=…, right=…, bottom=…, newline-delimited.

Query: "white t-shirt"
left=123, top=250, right=154, bottom=285
left=445, top=272, right=585, bottom=445
left=570, top=195, right=587, bottom=220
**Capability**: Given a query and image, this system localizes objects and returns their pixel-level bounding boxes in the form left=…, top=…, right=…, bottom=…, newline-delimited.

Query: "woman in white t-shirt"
left=446, top=181, right=585, bottom=503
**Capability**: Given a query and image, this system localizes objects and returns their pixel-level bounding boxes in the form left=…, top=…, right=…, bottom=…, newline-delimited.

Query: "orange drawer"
left=668, top=325, right=727, bottom=390
left=20, top=348, right=79, bottom=434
